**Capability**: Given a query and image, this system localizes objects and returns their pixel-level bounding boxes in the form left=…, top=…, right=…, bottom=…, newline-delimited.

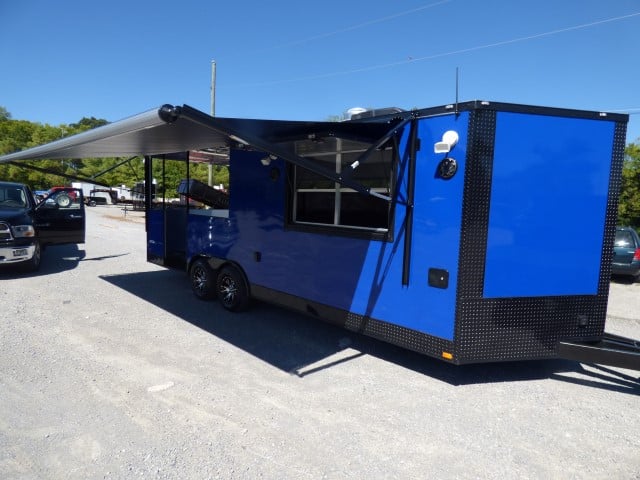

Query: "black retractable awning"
left=0, top=105, right=228, bottom=161
left=0, top=104, right=408, bottom=198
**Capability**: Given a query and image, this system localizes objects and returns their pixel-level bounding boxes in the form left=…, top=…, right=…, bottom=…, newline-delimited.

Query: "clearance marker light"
left=442, top=351, right=453, bottom=360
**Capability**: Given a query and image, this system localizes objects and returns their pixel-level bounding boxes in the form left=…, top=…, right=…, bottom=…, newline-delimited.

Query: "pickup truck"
left=0, top=181, right=86, bottom=271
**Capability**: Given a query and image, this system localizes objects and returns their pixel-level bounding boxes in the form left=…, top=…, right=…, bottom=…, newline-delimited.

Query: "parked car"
left=0, top=181, right=85, bottom=271
left=611, top=226, right=640, bottom=279
left=86, top=189, right=117, bottom=206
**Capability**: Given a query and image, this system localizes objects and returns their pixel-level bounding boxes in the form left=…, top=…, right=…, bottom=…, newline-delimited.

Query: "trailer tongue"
left=558, top=333, right=640, bottom=371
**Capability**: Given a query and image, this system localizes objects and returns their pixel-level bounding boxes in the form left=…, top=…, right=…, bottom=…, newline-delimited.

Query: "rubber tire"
left=22, top=241, right=41, bottom=272
left=189, top=258, right=216, bottom=300
left=216, top=265, right=250, bottom=312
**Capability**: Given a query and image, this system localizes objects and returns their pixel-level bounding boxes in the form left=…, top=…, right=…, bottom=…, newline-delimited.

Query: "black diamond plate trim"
left=455, top=296, right=609, bottom=363
left=598, top=121, right=627, bottom=294
left=345, top=312, right=455, bottom=361
left=456, top=109, right=496, bottom=301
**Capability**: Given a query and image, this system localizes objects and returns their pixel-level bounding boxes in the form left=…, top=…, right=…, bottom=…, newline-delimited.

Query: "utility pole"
left=210, top=60, right=216, bottom=116
left=209, top=60, right=217, bottom=186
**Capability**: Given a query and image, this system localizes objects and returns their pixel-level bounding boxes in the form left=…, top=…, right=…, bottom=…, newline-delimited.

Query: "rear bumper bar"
left=558, top=332, right=640, bottom=371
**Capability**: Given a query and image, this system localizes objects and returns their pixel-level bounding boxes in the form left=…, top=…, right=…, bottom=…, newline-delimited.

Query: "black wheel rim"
left=218, top=274, right=237, bottom=307
left=192, top=265, right=208, bottom=295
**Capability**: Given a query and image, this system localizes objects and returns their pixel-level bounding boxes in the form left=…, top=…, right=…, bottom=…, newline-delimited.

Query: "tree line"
left=1, top=105, right=639, bottom=228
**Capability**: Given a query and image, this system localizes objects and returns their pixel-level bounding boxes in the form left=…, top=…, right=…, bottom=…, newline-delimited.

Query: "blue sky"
left=1, top=0, right=639, bottom=143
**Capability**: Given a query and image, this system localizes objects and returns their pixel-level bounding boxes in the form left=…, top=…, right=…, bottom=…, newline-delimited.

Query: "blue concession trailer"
left=1, top=100, right=638, bottom=368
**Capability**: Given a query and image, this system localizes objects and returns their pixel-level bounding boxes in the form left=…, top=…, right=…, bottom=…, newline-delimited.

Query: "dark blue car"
left=612, top=226, right=640, bottom=279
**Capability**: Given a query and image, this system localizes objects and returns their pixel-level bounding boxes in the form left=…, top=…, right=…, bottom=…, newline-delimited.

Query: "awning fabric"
left=0, top=105, right=226, bottom=162
left=0, top=104, right=398, bottom=163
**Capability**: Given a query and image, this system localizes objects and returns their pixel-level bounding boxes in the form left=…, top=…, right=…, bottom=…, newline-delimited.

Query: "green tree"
left=618, top=142, right=640, bottom=228
left=70, top=117, right=108, bottom=131
left=0, top=108, right=116, bottom=189
left=0, top=106, right=11, bottom=121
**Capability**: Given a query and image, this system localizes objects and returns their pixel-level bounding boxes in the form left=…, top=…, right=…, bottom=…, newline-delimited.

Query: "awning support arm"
left=402, top=119, right=419, bottom=286
left=8, top=161, right=111, bottom=187
left=89, top=156, right=140, bottom=181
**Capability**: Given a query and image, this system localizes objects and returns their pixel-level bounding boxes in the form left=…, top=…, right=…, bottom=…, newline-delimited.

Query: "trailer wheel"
left=216, top=265, right=250, bottom=312
left=189, top=258, right=216, bottom=300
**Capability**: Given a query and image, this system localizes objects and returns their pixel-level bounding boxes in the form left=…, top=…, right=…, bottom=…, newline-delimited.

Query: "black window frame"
left=285, top=136, right=398, bottom=242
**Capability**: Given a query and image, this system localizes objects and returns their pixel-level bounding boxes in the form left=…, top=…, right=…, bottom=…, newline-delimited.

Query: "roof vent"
left=345, top=107, right=368, bottom=120
left=348, top=107, right=405, bottom=120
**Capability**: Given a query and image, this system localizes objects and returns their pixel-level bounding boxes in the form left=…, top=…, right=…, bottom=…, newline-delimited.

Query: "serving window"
left=289, top=136, right=396, bottom=239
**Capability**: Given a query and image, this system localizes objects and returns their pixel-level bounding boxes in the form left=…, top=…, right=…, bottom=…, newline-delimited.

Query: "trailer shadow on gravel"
left=100, top=270, right=639, bottom=395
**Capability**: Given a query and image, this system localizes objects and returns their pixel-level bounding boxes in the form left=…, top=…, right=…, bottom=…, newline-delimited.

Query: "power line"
left=229, top=10, right=640, bottom=88
left=249, top=0, right=454, bottom=53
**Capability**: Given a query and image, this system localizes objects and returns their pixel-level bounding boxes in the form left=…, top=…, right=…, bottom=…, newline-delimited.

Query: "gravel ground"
left=1, top=206, right=638, bottom=480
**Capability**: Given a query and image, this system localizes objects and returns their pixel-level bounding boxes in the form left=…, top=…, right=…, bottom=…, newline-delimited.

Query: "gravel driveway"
left=1, top=206, right=638, bottom=480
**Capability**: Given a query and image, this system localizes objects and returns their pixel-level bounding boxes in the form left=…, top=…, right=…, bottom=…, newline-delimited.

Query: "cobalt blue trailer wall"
left=148, top=101, right=627, bottom=364
left=215, top=113, right=470, bottom=346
